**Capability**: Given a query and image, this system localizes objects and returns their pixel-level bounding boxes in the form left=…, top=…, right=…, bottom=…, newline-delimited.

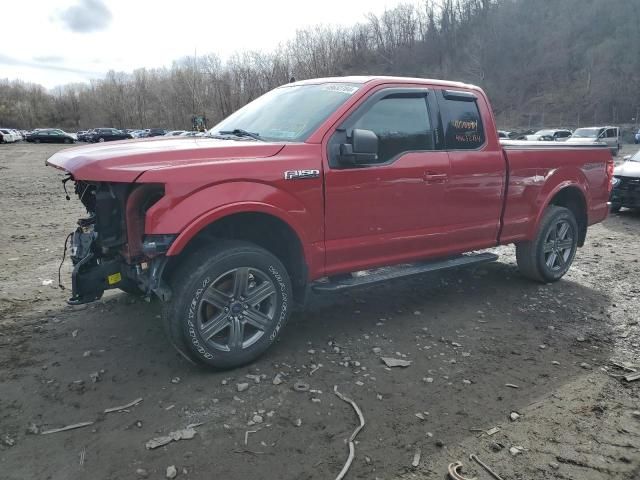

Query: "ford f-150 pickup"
left=47, top=76, right=613, bottom=369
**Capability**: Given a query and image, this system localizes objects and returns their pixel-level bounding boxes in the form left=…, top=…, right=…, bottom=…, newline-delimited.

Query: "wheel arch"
left=537, top=184, right=588, bottom=247
left=164, top=208, right=309, bottom=303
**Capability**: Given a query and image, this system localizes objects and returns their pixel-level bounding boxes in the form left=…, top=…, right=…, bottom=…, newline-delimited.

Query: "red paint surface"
left=46, top=77, right=611, bottom=281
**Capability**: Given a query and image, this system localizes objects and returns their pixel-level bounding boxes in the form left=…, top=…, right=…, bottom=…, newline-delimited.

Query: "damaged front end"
left=66, top=179, right=174, bottom=305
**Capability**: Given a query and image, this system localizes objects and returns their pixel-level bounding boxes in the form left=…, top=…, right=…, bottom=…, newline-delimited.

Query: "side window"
left=352, top=95, right=433, bottom=163
left=606, top=128, right=617, bottom=138
left=439, top=92, right=485, bottom=149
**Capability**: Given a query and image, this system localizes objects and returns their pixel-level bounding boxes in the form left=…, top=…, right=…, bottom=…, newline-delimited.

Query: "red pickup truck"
left=47, top=76, right=613, bottom=368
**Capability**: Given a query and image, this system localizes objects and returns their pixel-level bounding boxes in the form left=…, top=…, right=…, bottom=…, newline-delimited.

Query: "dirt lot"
left=1, top=142, right=639, bottom=480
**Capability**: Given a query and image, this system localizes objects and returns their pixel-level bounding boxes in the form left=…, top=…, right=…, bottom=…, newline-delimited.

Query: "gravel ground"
left=0, top=142, right=639, bottom=480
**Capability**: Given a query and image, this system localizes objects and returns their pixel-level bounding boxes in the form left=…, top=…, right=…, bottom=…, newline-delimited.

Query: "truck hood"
left=46, top=137, right=286, bottom=182
left=615, top=161, right=640, bottom=178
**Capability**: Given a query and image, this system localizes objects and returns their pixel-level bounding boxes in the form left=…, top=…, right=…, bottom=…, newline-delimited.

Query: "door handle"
left=423, top=172, right=448, bottom=183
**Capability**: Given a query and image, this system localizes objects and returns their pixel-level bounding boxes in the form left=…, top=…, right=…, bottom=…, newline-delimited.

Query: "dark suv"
left=88, top=128, right=133, bottom=143
left=146, top=128, right=167, bottom=137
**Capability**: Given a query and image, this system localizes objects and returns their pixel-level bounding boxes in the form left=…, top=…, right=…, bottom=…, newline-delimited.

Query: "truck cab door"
left=435, top=89, right=506, bottom=252
left=323, top=88, right=450, bottom=276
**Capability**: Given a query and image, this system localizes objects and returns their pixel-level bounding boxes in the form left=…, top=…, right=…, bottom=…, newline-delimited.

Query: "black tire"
left=34, top=139, right=41, bottom=144
left=610, top=204, right=622, bottom=213
left=64, top=138, right=72, bottom=144
left=516, top=206, right=579, bottom=283
left=163, top=240, right=292, bottom=369
left=98, top=137, right=105, bottom=143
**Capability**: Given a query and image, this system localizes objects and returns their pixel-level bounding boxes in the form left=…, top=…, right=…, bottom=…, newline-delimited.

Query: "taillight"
left=606, top=156, right=614, bottom=193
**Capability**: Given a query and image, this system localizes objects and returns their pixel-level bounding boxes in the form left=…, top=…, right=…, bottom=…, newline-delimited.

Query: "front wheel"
left=163, top=241, right=292, bottom=369
left=516, top=206, right=578, bottom=283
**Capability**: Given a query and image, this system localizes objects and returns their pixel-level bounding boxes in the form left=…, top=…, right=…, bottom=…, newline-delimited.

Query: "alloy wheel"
left=196, top=267, right=277, bottom=352
left=543, top=219, right=575, bottom=271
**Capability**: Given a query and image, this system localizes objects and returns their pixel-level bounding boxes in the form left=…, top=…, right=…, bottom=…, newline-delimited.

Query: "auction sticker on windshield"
left=320, top=84, right=359, bottom=95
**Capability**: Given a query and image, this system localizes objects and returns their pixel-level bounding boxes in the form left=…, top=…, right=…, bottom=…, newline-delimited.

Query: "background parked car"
left=610, top=148, right=640, bottom=212
left=87, top=128, right=133, bottom=143
left=165, top=130, right=187, bottom=136
left=524, top=129, right=572, bottom=141
left=146, top=128, right=167, bottom=137
left=0, top=129, right=18, bottom=143
left=26, top=129, right=75, bottom=144
left=635, top=129, right=640, bottom=144
left=566, top=126, right=620, bottom=155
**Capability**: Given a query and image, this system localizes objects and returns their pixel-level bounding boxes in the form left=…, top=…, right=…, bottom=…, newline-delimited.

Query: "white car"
left=0, top=128, right=17, bottom=143
left=165, top=130, right=187, bottom=136
left=524, top=129, right=572, bottom=141
left=566, top=126, right=620, bottom=155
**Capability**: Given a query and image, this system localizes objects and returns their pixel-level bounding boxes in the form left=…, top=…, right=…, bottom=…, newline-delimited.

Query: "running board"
left=311, top=252, right=499, bottom=293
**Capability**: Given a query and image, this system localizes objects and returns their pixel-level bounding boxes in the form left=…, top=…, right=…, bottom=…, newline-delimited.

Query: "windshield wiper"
left=217, top=129, right=264, bottom=141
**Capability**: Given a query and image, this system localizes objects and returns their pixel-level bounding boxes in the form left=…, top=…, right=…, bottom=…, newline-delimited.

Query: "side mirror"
left=339, top=129, right=378, bottom=165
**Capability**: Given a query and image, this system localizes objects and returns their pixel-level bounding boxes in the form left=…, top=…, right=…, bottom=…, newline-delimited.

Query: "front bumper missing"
left=66, top=228, right=174, bottom=305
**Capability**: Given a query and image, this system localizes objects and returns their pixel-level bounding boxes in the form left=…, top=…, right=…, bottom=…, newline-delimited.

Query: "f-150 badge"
left=284, top=169, right=320, bottom=180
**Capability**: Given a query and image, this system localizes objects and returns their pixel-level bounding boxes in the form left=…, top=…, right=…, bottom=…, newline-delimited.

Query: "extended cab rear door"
left=435, top=89, right=505, bottom=251
left=323, top=86, right=451, bottom=275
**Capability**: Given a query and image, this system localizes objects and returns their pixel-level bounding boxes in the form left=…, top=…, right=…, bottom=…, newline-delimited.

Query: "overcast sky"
left=1, top=0, right=417, bottom=89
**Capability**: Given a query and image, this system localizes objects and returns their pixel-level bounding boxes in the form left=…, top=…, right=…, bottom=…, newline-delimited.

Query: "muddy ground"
left=0, top=142, right=639, bottom=480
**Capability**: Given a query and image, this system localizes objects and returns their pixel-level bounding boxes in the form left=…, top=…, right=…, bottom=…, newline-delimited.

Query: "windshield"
left=572, top=128, right=601, bottom=138
left=534, top=130, right=555, bottom=136
left=208, top=83, right=361, bottom=142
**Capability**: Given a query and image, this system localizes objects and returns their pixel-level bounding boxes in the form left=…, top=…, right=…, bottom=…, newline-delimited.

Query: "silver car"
left=567, top=126, right=620, bottom=155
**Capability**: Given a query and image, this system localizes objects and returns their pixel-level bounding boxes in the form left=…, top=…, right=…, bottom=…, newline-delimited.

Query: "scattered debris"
left=171, top=377, right=181, bottom=384
left=79, top=447, right=86, bottom=466
left=136, top=468, right=149, bottom=478
left=576, top=336, right=586, bottom=342
left=42, top=279, right=53, bottom=286
left=631, top=411, right=640, bottom=419
left=71, top=329, right=79, bottom=338
left=580, top=362, right=592, bottom=370
left=486, top=426, right=500, bottom=436
left=489, top=441, right=503, bottom=452
left=2, top=434, right=15, bottom=447
left=624, top=371, right=640, bottom=382
left=245, top=430, right=258, bottom=446
left=145, top=426, right=198, bottom=450
left=41, top=421, right=94, bottom=435
left=310, top=364, right=322, bottom=375
left=166, top=465, right=177, bottom=479
left=372, top=347, right=382, bottom=354
left=447, top=461, right=474, bottom=480
left=505, top=383, right=519, bottom=389
left=411, top=448, right=421, bottom=467
left=89, top=372, right=101, bottom=383
left=272, top=374, right=284, bottom=385
left=237, top=383, right=250, bottom=392
left=252, top=415, right=263, bottom=424
left=380, top=357, right=412, bottom=368
left=423, top=377, right=434, bottom=383
left=333, top=386, right=365, bottom=480
left=104, top=397, right=143, bottom=414
left=294, top=418, right=302, bottom=427
left=509, top=412, right=521, bottom=421
left=470, top=454, right=505, bottom=480
left=293, top=381, right=310, bottom=392
left=509, top=445, right=524, bottom=456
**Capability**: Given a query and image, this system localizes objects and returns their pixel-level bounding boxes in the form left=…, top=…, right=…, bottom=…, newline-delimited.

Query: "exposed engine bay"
left=65, top=178, right=174, bottom=304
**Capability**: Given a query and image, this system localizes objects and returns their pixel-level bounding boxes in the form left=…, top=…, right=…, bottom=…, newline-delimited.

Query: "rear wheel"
left=610, top=203, right=622, bottom=213
left=98, top=137, right=105, bottom=142
left=163, top=241, right=292, bottom=369
left=516, top=206, right=578, bottom=283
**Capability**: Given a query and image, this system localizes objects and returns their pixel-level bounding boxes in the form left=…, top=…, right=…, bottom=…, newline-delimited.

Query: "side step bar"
left=311, top=252, right=499, bottom=293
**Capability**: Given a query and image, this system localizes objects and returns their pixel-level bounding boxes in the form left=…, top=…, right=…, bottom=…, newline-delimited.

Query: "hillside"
left=1, top=0, right=639, bottom=131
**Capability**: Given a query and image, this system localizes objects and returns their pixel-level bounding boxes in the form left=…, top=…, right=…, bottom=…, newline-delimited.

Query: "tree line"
left=1, top=0, right=639, bottom=131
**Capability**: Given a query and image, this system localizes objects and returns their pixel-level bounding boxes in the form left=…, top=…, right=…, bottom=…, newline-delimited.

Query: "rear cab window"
left=437, top=90, right=485, bottom=150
